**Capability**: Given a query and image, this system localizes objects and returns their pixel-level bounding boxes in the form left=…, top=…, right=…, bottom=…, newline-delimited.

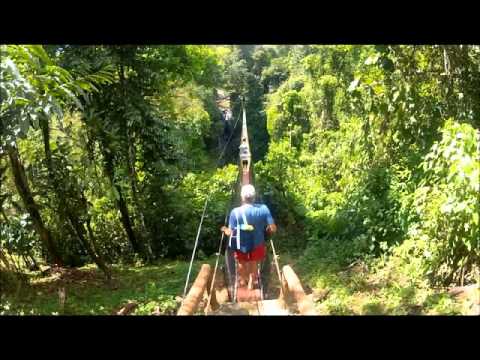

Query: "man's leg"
left=247, top=261, right=258, bottom=289
left=248, top=244, right=266, bottom=289
left=237, top=259, right=248, bottom=287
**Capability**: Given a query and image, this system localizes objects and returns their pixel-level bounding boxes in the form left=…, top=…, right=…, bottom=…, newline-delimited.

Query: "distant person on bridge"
left=221, top=109, right=232, bottom=140
left=221, top=184, right=277, bottom=290
left=225, top=109, right=232, bottom=122
left=239, top=140, right=250, bottom=163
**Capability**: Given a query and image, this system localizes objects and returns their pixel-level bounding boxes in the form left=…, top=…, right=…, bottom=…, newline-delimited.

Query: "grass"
left=289, top=243, right=464, bottom=315
left=0, top=258, right=215, bottom=315
left=0, top=244, right=467, bottom=316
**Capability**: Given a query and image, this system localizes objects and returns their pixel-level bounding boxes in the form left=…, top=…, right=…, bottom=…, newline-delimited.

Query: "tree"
left=1, top=45, right=113, bottom=273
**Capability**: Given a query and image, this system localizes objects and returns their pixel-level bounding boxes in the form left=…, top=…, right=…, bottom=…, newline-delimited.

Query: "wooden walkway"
left=177, top=264, right=317, bottom=316
left=211, top=299, right=289, bottom=315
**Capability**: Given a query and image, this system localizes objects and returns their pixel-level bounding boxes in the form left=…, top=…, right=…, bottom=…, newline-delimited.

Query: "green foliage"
left=266, top=81, right=310, bottom=146
left=0, top=45, right=112, bottom=148
left=2, top=44, right=479, bottom=315
left=0, top=261, right=207, bottom=315
left=1, top=44, right=229, bottom=270
left=0, top=214, right=37, bottom=258
left=158, top=164, right=238, bottom=257
left=260, top=45, right=480, bottom=288
left=220, top=46, right=272, bottom=162
left=403, top=119, right=479, bottom=284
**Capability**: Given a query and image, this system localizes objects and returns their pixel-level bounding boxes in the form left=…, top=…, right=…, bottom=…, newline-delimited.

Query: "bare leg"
left=247, top=261, right=258, bottom=289
left=252, top=261, right=259, bottom=286
left=237, top=260, right=248, bottom=287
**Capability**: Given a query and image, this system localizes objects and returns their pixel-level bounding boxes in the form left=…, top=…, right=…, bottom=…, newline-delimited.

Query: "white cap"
left=241, top=184, right=256, bottom=201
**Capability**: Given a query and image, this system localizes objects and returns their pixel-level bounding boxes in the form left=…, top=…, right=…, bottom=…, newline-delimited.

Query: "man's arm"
left=264, top=205, right=277, bottom=235
left=266, top=223, right=277, bottom=235
left=221, top=226, right=232, bottom=236
left=221, top=211, right=236, bottom=236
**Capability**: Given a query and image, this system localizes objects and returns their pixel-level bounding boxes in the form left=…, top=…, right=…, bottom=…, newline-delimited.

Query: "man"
left=239, top=140, right=250, bottom=162
left=221, top=109, right=231, bottom=139
left=221, top=184, right=277, bottom=289
left=225, top=109, right=232, bottom=122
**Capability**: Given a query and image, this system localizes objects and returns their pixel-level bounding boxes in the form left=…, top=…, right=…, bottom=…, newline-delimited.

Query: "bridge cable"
left=204, top=172, right=240, bottom=314
left=182, top=101, right=243, bottom=301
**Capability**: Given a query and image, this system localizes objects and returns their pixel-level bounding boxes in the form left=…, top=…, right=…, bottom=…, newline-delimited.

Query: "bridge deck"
left=211, top=299, right=289, bottom=315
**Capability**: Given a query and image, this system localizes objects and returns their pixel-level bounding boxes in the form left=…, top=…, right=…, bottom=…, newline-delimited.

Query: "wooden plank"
left=256, top=299, right=289, bottom=315
left=207, top=297, right=290, bottom=316
left=236, top=287, right=262, bottom=302
left=220, top=299, right=289, bottom=315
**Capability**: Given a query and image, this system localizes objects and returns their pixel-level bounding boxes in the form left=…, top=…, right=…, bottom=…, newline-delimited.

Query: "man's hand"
left=266, top=224, right=277, bottom=236
left=221, top=226, right=232, bottom=236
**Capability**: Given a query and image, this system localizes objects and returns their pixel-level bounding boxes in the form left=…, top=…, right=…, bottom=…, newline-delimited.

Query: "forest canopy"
left=1, top=45, right=479, bottom=315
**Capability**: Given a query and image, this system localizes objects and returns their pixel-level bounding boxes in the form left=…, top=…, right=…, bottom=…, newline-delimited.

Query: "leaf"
left=348, top=78, right=360, bottom=92
left=14, top=98, right=29, bottom=106
left=440, top=203, right=453, bottom=213
left=59, top=85, right=83, bottom=110
left=365, top=54, right=379, bottom=65
left=392, top=90, right=400, bottom=102
left=52, top=66, right=74, bottom=83
left=19, top=118, right=30, bottom=136
left=112, top=188, right=120, bottom=201
left=28, top=45, right=53, bottom=66
left=30, top=114, right=39, bottom=129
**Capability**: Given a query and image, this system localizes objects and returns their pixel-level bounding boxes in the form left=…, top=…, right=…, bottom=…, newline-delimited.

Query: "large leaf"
left=28, top=45, right=54, bottom=66
left=347, top=78, right=360, bottom=92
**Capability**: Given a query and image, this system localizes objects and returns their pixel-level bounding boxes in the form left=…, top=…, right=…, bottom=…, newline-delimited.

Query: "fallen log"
left=282, top=265, right=317, bottom=315
left=177, top=264, right=212, bottom=315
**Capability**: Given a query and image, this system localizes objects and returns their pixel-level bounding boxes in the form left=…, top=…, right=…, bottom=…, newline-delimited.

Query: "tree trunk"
left=126, top=134, right=153, bottom=261
left=1, top=209, right=9, bottom=223
left=101, top=141, right=142, bottom=255
left=120, top=63, right=153, bottom=261
left=116, top=187, right=142, bottom=255
left=40, top=118, right=111, bottom=278
left=67, top=213, right=111, bottom=279
left=93, top=90, right=144, bottom=259
left=28, top=253, right=39, bottom=271
left=7, top=145, right=63, bottom=266
left=0, top=248, right=12, bottom=271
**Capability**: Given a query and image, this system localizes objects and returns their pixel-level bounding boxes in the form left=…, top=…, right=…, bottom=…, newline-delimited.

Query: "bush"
left=402, top=119, right=479, bottom=284
left=151, top=164, right=238, bottom=258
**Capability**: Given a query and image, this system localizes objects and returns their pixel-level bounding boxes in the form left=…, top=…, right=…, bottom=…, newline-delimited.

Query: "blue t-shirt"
left=228, top=203, right=274, bottom=253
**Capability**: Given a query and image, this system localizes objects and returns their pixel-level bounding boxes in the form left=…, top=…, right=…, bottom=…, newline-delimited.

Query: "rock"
left=304, top=285, right=313, bottom=295
left=448, top=284, right=479, bottom=301
left=312, top=289, right=330, bottom=302
left=152, top=306, right=161, bottom=315
left=449, top=284, right=480, bottom=315
left=115, top=301, right=138, bottom=315
left=40, top=265, right=52, bottom=275
left=469, top=304, right=480, bottom=316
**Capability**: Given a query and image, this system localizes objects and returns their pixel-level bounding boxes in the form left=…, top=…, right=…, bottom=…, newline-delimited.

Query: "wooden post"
left=282, top=265, right=317, bottom=315
left=178, top=264, right=212, bottom=315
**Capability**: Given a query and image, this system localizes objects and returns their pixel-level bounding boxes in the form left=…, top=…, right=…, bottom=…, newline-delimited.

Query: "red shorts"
left=234, top=243, right=266, bottom=262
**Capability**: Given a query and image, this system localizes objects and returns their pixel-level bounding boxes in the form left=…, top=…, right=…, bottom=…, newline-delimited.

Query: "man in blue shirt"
left=221, top=184, right=277, bottom=289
